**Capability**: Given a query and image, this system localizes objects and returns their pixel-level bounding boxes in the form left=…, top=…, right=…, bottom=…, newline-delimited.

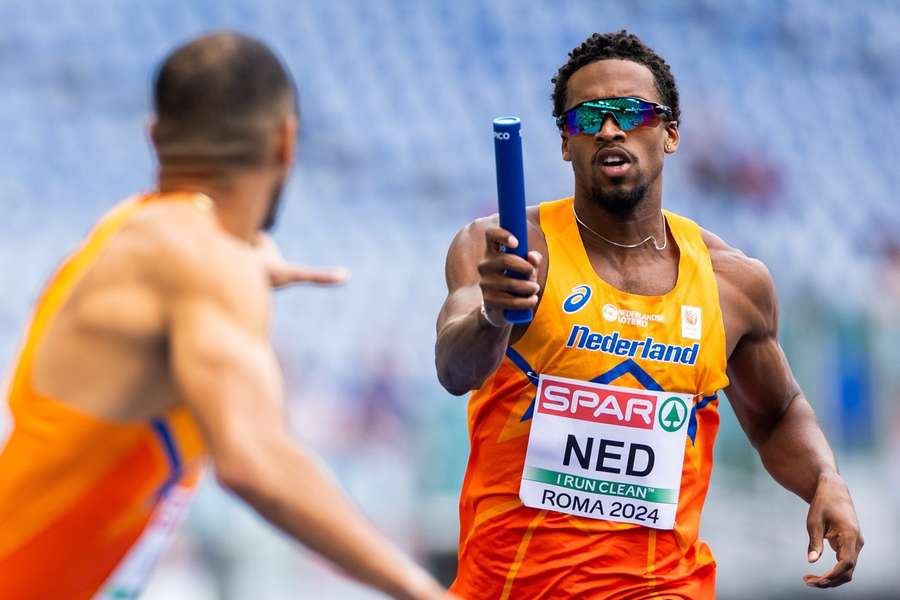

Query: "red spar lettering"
left=538, top=379, right=657, bottom=429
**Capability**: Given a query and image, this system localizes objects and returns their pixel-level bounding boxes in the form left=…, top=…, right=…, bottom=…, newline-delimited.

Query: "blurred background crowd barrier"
left=1, top=1, right=898, bottom=598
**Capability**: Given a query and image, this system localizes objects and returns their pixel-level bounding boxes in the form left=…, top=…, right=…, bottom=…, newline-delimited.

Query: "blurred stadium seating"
left=1, top=1, right=898, bottom=598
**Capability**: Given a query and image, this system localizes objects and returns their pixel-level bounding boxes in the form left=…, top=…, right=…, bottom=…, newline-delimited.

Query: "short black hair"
left=552, top=30, right=680, bottom=125
left=152, top=31, right=297, bottom=167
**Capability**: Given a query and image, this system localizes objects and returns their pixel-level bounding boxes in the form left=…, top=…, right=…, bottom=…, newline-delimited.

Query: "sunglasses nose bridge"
left=594, top=111, right=627, bottom=140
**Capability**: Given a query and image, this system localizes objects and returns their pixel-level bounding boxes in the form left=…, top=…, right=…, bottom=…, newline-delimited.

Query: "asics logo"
left=563, top=285, right=592, bottom=313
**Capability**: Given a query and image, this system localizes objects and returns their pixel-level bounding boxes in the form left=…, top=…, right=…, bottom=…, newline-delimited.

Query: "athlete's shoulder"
left=454, top=204, right=544, bottom=247
left=700, top=227, right=777, bottom=333
left=121, top=202, right=265, bottom=298
left=460, top=204, right=541, bottom=233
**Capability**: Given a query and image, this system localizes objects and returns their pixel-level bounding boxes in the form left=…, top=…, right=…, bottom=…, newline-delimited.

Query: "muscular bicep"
left=169, top=296, right=284, bottom=466
left=725, top=332, right=802, bottom=447
left=721, top=256, right=802, bottom=447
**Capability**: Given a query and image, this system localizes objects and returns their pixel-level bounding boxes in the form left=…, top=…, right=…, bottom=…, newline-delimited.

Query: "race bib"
left=519, top=374, right=692, bottom=529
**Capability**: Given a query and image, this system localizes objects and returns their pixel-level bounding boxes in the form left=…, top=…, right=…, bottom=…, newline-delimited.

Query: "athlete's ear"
left=561, top=132, right=571, bottom=162
left=147, top=118, right=160, bottom=154
left=664, top=121, right=680, bottom=155
left=275, top=114, right=298, bottom=170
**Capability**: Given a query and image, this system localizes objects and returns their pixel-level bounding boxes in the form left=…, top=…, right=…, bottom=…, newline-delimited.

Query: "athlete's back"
left=0, top=193, right=268, bottom=598
left=33, top=195, right=264, bottom=421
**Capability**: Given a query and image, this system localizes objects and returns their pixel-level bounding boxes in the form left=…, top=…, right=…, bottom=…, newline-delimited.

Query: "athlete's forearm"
left=218, top=436, right=443, bottom=600
left=755, top=393, right=839, bottom=503
left=435, top=303, right=512, bottom=395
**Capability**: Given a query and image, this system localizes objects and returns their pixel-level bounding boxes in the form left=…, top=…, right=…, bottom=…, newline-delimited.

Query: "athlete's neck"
left=157, top=167, right=274, bottom=243
left=572, top=189, right=666, bottom=256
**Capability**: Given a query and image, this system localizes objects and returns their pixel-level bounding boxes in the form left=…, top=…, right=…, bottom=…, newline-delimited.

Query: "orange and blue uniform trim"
left=451, top=197, right=729, bottom=599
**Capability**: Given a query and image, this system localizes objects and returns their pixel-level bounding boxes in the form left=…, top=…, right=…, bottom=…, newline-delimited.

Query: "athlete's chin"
left=589, top=182, right=649, bottom=215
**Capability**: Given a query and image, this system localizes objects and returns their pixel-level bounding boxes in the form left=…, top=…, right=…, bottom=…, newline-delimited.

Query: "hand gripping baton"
left=492, top=117, right=533, bottom=324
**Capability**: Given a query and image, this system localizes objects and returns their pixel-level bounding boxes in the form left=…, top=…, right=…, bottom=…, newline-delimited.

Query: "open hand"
left=803, top=473, right=863, bottom=588
left=254, top=233, right=350, bottom=289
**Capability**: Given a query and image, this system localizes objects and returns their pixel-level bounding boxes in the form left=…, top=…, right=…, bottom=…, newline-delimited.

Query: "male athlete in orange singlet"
left=436, top=31, right=862, bottom=598
left=0, top=32, right=449, bottom=600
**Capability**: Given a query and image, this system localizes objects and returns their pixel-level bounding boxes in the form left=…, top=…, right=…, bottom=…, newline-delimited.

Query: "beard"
left=589, top=182, right=649, bottom=216
left=262, top=180, right=285, bottom=232
left=588, top=163, right=659, bottom=217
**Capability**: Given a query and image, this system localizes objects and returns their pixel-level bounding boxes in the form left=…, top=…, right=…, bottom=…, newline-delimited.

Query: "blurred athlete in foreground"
left=0, top=32, right=448, bottom=600
left=436, top=31, right=862, bottom=598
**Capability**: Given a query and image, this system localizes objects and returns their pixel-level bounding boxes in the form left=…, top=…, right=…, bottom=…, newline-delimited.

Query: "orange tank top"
left=0, top=194, right=207, bottom=600
left=451, top=197, right=729, bottom=600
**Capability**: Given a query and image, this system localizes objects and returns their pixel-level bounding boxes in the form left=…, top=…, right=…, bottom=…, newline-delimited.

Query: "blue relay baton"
left=493, top=117, right=533, bottom=324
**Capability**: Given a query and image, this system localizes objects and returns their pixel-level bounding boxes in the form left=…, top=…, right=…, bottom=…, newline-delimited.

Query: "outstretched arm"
left=435, top=218, right=541, bottom=395
left=723, top=258, right=862, bottom=589
left=168, top=277, right=447, bottom=599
